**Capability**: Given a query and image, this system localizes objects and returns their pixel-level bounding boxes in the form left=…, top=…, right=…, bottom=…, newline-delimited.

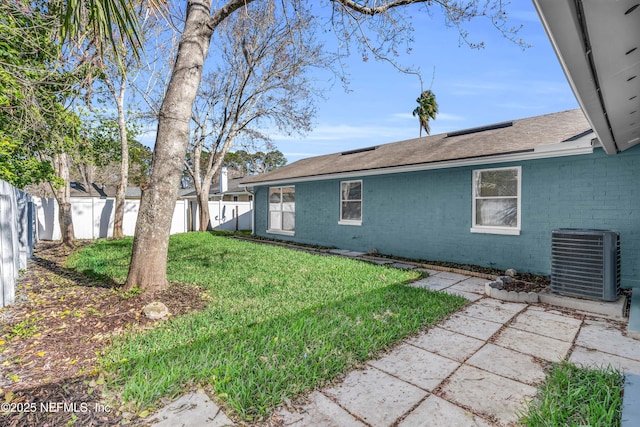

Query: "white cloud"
left=282, top=152, right=319, bottom=158
left=390, top=113, right=415, bottom=121
left=274, top=124, right=412, bottom=142
left=434, top=112, right=466, bottom=121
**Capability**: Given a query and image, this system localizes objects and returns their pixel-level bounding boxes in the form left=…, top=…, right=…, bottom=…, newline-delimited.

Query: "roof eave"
left=532, top=0, right=618, bottom=154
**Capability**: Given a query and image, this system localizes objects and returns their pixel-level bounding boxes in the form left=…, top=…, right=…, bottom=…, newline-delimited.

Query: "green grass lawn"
left=68, top=232, right=467, bottom=421
left=520, top=361, right=623, bottom=426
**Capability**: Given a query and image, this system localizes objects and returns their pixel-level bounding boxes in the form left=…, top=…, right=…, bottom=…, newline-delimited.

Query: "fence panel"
left=207, top=201, right=253, bottom=231
left=1, top=180, right=35, bottom=307
left=2, top=187, right=251, bottom=307
left=33, top=197, right=196, bottom=240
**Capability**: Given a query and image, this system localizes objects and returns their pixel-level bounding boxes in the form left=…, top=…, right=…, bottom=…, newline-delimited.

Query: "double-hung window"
left=339, top=180, right=362, bottom=225
left=471, top=166, right=521, bottom=235
left=268, top=186, right=295, bottom=235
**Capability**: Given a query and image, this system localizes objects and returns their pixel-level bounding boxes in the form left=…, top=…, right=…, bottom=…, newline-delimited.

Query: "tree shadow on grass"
left=30, top=253, right=121, bottom=290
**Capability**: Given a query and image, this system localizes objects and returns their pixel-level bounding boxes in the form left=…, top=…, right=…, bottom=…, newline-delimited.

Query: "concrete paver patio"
left=150, top=265, right=639, bottom=427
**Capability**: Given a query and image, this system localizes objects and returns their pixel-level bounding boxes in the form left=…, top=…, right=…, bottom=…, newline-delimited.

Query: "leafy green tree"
left=0, top=141, right=58, bottom=189
left=223, top=149, right=287, bottom=176
left=0, top=2, right=65, bottom=188
left=0, top=1, right=85, bottom=245
left=75, top=115, right=150, bottom=188
left=259, top=150, right=287, bottom=174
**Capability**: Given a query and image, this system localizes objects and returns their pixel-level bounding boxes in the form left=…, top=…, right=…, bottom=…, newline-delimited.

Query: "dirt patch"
left=0, top=241, right=209, bottom=426
left=500, top=279, right=549, bottom=293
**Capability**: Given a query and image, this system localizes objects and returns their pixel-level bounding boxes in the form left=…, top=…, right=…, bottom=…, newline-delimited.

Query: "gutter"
left=532, top=0, right=618, bottom=154
left=573, top=0, right=618, bottom=153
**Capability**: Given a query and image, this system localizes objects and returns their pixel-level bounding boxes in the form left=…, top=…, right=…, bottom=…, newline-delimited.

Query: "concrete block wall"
left=254, top=145, right=640, bottom=288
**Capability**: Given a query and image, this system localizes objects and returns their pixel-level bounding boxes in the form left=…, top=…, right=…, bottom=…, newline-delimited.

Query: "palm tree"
left=412, top=90, right=438, bottom=137
left=59, top=0, right=144, bottom=57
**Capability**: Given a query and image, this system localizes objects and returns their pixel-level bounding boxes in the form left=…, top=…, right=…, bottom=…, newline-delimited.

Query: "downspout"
left=243, top=186, right=255, bottom=234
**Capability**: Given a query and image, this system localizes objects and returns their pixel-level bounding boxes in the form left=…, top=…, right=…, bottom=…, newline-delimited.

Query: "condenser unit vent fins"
left=551, top=229, right=620, bottom=301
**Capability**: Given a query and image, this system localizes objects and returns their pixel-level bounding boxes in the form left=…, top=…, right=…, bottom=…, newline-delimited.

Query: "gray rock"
left=497, top=275, right=512, bottom=284
left=143, top=301, right=169, bottom=320
left=487, top=281, right=502, bottom=290
left=505, top=269, right=517, bottom=277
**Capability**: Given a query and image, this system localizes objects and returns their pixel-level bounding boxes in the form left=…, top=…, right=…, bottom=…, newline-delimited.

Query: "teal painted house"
left=241, top=109, right=640, bottom=289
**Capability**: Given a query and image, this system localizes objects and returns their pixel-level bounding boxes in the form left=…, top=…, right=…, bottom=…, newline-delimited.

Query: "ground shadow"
left=2, top=375, right=126, bottom=427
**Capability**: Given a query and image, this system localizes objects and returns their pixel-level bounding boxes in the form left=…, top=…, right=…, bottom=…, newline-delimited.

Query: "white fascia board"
left=533, top=132, right=594, bottom=153
left=243, top=145, right=594, bottom=188
left=532, top=0, right=617, bottom=154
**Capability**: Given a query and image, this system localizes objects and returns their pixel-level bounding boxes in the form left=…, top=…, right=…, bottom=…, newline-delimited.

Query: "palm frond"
left=60, top=0, right=143, bottom=58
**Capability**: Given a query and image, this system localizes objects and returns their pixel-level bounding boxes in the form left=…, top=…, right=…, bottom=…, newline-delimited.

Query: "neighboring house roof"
left=177, top=188, right=196, bottom=198
left=69, top=182, right=142, bottom=198
left=241, top=109, right=593, bottom=186
left=533, top=0, right=640, bottom=154
left=70, top=182, right=114, bottom=198
left=181, top=177, right=251, bottom=199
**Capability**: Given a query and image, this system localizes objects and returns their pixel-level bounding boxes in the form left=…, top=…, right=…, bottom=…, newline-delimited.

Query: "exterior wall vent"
left=551, top=229, right=620, bottom=301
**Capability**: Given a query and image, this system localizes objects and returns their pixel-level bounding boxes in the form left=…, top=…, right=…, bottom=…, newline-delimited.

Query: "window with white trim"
left=268, top=186, right=295, bottom=234
left=340, top=180, right=362, bottom=225
left=471, top=166, right=521, bottom=235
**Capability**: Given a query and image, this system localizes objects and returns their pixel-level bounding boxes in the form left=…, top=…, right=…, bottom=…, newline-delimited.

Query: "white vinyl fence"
left=1, top=180, right=36, bottom=308
left=203, top=201, right=253, bottom=232
left=33, top=197, right=253, bottom=240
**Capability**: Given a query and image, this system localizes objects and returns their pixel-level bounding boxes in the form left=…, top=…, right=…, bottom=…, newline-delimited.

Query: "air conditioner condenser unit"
left=551, top=229, right=620, bottom=301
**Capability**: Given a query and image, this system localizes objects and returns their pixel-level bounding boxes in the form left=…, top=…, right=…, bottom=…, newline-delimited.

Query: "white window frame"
left=471, top=166, right=521, bottom=235
left=339, top=180, right=363, bottom=226
left=267, top=186, right=295, bottom=236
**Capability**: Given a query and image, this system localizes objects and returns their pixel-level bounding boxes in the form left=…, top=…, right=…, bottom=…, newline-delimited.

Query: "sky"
left=268, top=1, right=580, bottom=164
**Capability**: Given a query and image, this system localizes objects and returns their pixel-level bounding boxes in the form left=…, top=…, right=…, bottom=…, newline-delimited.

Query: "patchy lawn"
left=520, top=361, right=623, bottom=426
left=2, top=233, right=466, bottom=424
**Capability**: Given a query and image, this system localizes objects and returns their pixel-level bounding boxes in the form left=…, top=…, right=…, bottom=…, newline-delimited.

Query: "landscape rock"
left=505, top=269, right=517, bottom=277
left=143, top=301, right=169, bottom=320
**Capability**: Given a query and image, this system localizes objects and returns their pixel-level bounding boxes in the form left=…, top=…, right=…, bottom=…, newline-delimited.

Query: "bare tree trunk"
left=196, top=139, right=235, bottom=231
left=198, top=182, right=211, bottom=231
left=77, top=162, right=94, bottom=194
left=124, top=0, right=252, bottom=291
left=51, top=152, right=75, bottom=246
left=58, top=200, right=74, bottom=245
left=113, top=81, right=129, bottom=239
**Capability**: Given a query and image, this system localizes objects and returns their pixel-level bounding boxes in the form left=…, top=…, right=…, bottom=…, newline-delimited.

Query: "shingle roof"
left=240, top=109, right=592, bottom=185
left=70, top=182, right=143, bottom=198
left=180, top=177, right=251, bottom=198
left=70, top=182, right=113, bottom=198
